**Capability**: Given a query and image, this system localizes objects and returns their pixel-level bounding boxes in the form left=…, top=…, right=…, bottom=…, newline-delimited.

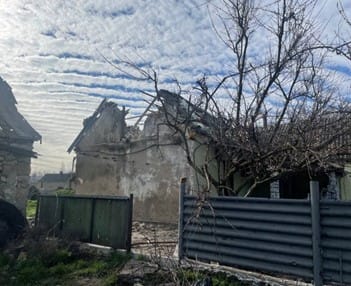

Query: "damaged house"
left=69, top=89, right=351, bottom=219
left=0, top=76, right=41, bottom=246
left=68, top=93, right=195, bottom=223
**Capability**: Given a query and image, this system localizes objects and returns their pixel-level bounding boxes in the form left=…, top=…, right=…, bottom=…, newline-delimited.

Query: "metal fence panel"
left=61, top=197, right=93, bottom=241
left=91, top=199, right=130, bottom=248
left=181, top=196, right=314, bottom=280
left=321, top=201, right=351, bottom=284
left=37, top=194, right=132, bottom=250
left=37, top=196, right=63, bottom=234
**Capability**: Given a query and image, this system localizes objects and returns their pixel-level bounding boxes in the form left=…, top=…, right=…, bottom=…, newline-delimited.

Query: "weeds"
left=1, top=224, right=250, bottom=286
left=0, top=251, right=130, bottom=286
left=174, top=267, right=251, bottom=286
left=0, top=233, right=131, bottom=286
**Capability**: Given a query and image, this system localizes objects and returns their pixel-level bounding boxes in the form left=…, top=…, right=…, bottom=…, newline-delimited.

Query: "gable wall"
left=78, top=105, right=126, bottom=151
left=74, top=112, right=194, bottom=223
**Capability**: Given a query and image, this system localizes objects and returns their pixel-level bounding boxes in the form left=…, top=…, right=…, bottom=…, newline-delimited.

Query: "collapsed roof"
left=157, top=89, right=216, bottom=137
left=67, top=99, right=128, bottom=153
left=67, top=89, right=217, bottom=155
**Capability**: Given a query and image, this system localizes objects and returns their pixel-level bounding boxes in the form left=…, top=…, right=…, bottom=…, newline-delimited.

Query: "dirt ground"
left=131, top=221, right=178, bottom=257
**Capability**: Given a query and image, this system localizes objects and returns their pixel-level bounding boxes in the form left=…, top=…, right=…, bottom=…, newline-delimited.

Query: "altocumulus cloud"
left=0, top=0, right=349, bottom=173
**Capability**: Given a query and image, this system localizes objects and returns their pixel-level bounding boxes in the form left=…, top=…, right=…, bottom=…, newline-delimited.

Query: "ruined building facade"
left=0, top=77, right=41, bottom=214
left=68, top=99, right=193, bottom=223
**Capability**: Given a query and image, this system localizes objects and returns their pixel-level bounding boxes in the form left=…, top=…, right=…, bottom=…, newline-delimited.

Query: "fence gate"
left=36, top=194, right=133, bottom=250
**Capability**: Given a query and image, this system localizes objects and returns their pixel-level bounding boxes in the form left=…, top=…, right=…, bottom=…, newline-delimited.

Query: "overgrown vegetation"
left=0, top=246, right=249, bottom=286
left=0, top=227, right=251, bottom=286
left=0, top=250, right=130, bottom=286
left=0, top=232, right=131, bottom=286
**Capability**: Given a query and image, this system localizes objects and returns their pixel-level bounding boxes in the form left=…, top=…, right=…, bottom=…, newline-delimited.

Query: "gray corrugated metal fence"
left=320, top=201, right=351, bottom=284
left=179, top=183, right=351, bottom=285
left=36, top=194, right=133, bottom=250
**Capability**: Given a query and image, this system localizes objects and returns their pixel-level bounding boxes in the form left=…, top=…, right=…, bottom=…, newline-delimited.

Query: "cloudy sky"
left=0, top=0, right=350, bottom=174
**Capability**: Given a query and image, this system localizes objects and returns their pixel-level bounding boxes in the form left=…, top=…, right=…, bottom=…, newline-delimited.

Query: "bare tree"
left=333, top=1, right=351, bottom=60
left=111, top=0, right=351, bottom=196
left=186, top=0, right=351, bottom=196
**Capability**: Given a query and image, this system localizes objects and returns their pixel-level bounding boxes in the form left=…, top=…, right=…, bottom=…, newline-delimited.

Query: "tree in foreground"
left=113, top=0, right=351, bottom=196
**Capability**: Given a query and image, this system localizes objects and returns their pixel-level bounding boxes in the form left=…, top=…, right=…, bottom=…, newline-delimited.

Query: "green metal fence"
left=36, top=194, right=133, bottom=250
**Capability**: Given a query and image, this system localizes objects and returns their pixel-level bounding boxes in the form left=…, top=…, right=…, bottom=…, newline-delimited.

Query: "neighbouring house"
left=0, top=77, right=41, bottom=215
left=37, top=171, right=72, bottom=194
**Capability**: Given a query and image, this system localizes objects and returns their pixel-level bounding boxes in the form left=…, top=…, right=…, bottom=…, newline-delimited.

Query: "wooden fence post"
left=310, top=180, right=322, bottom=286
left=178, top=177, right=187, bottom=261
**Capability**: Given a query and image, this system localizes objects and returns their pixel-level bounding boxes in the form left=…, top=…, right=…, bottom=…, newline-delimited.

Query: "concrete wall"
left=74, top=112, right=194, bottom=223
left=0, top=145, right=32, bottom=215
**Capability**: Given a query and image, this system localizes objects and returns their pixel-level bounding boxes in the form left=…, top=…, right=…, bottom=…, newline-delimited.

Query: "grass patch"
left=26, top=200, right=37, bottom=219
left=0, top=246, right=131, bottom=286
